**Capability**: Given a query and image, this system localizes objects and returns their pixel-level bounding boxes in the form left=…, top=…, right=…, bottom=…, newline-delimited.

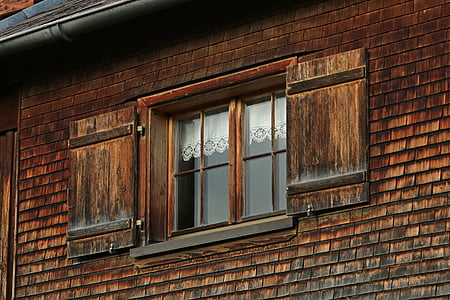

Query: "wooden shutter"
left=148, top=109, right=168, bottom=242
left=68, top=107, right=137, bottom=258
left=0, top=131, right=17, bottom=300
left=286, top=48, right=368, bottom=215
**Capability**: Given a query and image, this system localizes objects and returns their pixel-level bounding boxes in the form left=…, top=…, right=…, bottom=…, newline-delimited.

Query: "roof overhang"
left=0, top=0, right=191, bottom=58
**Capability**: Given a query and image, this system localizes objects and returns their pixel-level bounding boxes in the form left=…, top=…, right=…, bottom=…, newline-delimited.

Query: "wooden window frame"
left=238, top=90, right=287, bottom=221
left=168, top=102, right=236, bottom=235
left=134, top=58, right=297, bottom=257
left=165, top=90, right=287, bottom=237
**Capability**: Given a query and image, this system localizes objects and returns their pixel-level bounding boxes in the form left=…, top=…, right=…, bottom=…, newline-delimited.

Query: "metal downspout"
left=0, top=0, right=190, bottom=57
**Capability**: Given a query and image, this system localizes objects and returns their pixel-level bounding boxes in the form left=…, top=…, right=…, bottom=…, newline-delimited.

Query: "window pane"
left=175, top=172, right=200, bottom=230
left=244, top=155, right=272, bottom=216
left=274, top=92, right=286, bottom=151
left=204, top=107, right=229, bottom=167
left=245, top=96, right=271, bottom=157
left=204, top=165, right=229, bottom=224
left=275, top=152, right=286, bottom=211
left=176, top=114, right=200, bottom=172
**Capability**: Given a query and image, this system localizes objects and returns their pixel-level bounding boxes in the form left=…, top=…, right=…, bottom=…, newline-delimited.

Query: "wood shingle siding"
left=3, top=0, right=449, bottom=298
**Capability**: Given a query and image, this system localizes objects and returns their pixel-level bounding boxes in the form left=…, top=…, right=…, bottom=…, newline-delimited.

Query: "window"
left=173, top=106, right=230, bottom=231
left=243, top=93, right=286, bottom=217
left=68, top=50, right=368, bottom=259
left=169, top=91, right=287, bottom=235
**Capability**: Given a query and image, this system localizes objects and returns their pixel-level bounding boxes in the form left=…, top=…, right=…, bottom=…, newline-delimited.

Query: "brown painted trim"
left=139, top=57, right=296, bottom=107
left=68, top=124, right=133, bottom=148
left=287, top=66, right=366, bottom=95
left=286, top=171, right=366, bottom=195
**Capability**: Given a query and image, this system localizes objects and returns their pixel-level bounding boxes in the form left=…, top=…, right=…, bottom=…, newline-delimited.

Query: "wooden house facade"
left=0, top=0, right=449, bottom=298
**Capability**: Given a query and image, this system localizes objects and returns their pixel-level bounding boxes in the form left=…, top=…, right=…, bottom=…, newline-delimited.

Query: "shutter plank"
left=68, top=124, right=132, bottom=148
left=68, top=107, right=137, bottom=257
left=287, top=183, right=368, bottom=215
left=287, top=66, right=366, bottom=94
left=67, top=228, right=135, bottom=258
left=286, top=171, right=366, bottom=195
left=67, top=218, right=132, bottom=240
left=286, top=49, right=368, bottom=215
left=149, top=110, right=168, bottom=242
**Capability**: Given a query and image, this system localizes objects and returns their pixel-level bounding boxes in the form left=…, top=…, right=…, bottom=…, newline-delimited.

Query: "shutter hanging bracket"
left=137, top=124, right=145, bottom=136
left=306, top=203, right=314, bottom=216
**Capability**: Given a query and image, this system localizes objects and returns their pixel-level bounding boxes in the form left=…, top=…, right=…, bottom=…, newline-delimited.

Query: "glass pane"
left=245, top=96, right=271, bottom=157
left=176, top=114, right=200, bottom=172
left=275, top=152, right=286, bottom=211
left=204, top=107, right=229, bottom=167
left=175, top=172, right=200, bottom=230
left=274, top=92, right=286, bottom=151
left=204, top=166, right=229, bottom=224
left=244, top=155, right=272, bottom=216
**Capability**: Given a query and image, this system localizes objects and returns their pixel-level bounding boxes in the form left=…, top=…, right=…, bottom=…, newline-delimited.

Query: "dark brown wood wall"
left=14, top=0, right=450, bottom=298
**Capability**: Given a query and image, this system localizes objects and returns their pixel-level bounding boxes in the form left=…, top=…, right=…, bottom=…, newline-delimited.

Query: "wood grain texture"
left=67, top=218, right=132, bottom=240
left=148, top=110, right=168, bottom=242
left=68, top=106, right=137, bottom=257
left=287, top=67, right=366, bottom=95
left=0, top=131, right=17, bottom=300
left=11, top=1, right=450, bottom=298
left=287, top=182, right=369, bottom=215
left=139, top=58, right=296, bottom=107
left=286, top=171, right=366, bottom=195
left=68, top=124, right=132, bottom=149
left=286, top=49, right=368, bottom=215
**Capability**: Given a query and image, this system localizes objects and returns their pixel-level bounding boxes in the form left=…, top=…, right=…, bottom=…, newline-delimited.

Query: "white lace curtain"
left=180, top=111, right=229, bottom=161
left=179, top=99, right=286, bottom=162
left=246, top=98, right=286, bottom=144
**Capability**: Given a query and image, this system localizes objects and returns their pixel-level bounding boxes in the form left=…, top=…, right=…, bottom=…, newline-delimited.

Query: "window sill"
left=130, top=215, right=295, bottom=266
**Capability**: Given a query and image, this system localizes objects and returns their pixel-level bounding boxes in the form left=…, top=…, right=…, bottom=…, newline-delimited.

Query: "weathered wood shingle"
left=6, top=0, right=450, bottom=298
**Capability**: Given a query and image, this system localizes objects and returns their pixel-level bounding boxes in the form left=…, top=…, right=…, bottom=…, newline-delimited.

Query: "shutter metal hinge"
left=137, top=124, right=145, bottom=136
left=136, top=219, right=143, bottom=226
left=306, top=203, right=314, bottom=216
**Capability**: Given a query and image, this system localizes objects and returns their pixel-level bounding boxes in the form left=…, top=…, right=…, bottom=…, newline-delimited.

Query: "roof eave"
left=0, top=0, right=191, bottom=58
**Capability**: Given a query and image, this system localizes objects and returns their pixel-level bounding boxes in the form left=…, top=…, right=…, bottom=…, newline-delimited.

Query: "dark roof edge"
left=0, top=0, right=191, bottom=58
left=0, top=0, right=66, bottom=32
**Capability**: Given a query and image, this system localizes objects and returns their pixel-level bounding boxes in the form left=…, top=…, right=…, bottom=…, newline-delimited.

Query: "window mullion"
left=200, top=111, right=205, bottom=226
left=228, top=99, right=237, bottom=224
left=271, top=92, right=276, bottom=212
left=235, top=99, right=244, bottom=223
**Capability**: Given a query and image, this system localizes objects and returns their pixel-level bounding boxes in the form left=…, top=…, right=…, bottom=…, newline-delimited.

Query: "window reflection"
left=174, top=107, right=229, bottom=231
left=172, top=90, right=286, bottom=232
left=243, top=92, right=286, bottom=217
